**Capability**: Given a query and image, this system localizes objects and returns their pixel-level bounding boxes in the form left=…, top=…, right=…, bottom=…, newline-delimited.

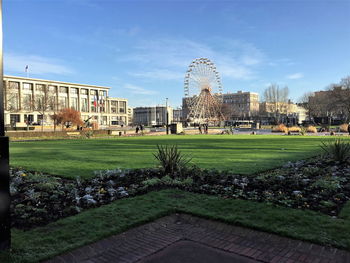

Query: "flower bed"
left=10, top=168, right=163, bottom=229
left=10, top=156, right=350, bottom=229
left=186, top=159, right=350, bottom=216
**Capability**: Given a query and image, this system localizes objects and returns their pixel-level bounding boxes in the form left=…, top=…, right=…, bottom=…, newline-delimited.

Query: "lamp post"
left=165, top=98, right=169, bottom=135
left=0, top=0, right=11, bottom=250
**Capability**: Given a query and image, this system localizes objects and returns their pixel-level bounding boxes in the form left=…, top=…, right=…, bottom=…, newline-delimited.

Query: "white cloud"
left=287, top=73, right=304, bottom=79
left=219, top=63, right=253, bottom=80
left=129, top=69, right=183, bottom=81
left=269, top=58, right=295, bottom=67
left=118, top=37, right=264, bottom=81
left=5, top=53, right=74, bottom=75
left=124, top=84, right=157, bottom=95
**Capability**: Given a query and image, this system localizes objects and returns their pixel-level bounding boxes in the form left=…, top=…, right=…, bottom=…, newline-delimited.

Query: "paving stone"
left=46, top=214, right=350, bottom=263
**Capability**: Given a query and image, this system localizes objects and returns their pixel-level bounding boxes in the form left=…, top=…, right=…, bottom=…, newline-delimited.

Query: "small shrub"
left=300, top=127, right=307, bottom=136
left=84, top=131, right=94, bottom=139
left=272, top=124, right=288, bottom=133
left=153, top=144, right=192, bottom=177
left=221, top=129, right=231, bottom=135
left=306, top=126, right=317, bottom=133
left=311, top=176, right=342, bottom=191
left=340, top=124, right=349, bottom=132
left=320, top=138, right=350, bottom=163
left=141, top=178, right=161, bottom=186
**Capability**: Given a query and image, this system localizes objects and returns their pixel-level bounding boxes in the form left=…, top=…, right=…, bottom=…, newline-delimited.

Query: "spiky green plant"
left=153, top=144, right=192, bottom=176
left=320, top=138, right=350, bottom=163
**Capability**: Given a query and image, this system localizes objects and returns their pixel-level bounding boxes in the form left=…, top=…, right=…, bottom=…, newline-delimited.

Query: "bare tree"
left=5, top=81, right=20, bottom=112
left=298, top=92, right=316, bottom=123
left=263, top=84, right=290, bottom=123
left=330, top=78, right=350, bottom=122
left=306, top=76, right=350, bottom=123
left=4, top=81, right=21, bottom=128
left=220, top=103, right=241, bottom=121
left=21, top=92, right=36, bottom=131
left=340, top=76, right=350, bottom=88
left=34, top=84, right=56, bottom=131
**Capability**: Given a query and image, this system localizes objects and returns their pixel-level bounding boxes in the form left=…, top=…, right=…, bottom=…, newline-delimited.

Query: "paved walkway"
left=48, top=214, right=350, bottom=263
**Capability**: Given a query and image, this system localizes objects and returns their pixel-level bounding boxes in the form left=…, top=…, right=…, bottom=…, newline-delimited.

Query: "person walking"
left=348, top=123, right=350, bottom=135
left=136, top=126, right=139, bottom=134
left=140, top=124, right=144, bottom=135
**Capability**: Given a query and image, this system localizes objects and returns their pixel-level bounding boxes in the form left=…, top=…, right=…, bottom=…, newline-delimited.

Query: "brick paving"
left=47, top=214, right=350, bottom=263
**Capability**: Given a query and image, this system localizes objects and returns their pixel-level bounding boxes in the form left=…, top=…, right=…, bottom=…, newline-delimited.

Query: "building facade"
left=259, top=101, right=307, bottom=125
left=127, top=107, right=133, bottom=126
left=133, top=106, right=173, bottom=126
left=172, top=107, right=183, bottom=123
left=4, top=75, right=128, bottom=128
left=222, top=91, right=259, bottom=119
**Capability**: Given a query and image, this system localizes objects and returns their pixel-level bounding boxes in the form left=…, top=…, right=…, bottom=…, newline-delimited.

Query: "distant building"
left=259, top=101, right=291, bottom=115
left=4, top=75, right=128, bottom=128
left=172, top=107, right=183, bottom=123
left=133, top=106, right=173, bottom=126
left=182, top=91, right=259, bottom=122
left=308, top=86, right=347, bottom=124
left=181, top=97, right=192, bottom=121
left=127, top=107, right=133, bottom=125
left=259, top=101, right=307, bottom=125
left=222, top=91, right=259, bottom=119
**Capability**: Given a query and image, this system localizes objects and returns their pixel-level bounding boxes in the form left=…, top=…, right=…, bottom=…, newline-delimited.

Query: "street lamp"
left=165, top=98, right=169, bottom=134
left=0, top=0, right=11, bottom=250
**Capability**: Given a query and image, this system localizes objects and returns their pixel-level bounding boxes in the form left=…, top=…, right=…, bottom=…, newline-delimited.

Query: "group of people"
left=135, top=125, right=144, bottom=134
left=198, top=123, right=209, bottom=134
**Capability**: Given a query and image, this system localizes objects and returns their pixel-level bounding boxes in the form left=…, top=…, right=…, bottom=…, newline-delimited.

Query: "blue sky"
left=4, top=0, right=350, bottom=107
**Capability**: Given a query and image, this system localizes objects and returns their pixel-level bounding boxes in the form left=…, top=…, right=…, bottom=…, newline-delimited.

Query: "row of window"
left=7, top=95, right=126, bottom=113
left=8, top=81, right=107, bottom=97
left=9, top=114, right=41, bottom=125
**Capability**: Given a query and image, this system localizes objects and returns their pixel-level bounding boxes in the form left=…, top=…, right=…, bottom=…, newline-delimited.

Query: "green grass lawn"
left=1, top=189, right=350, bottom=263
left=10, top=135, right=338, bottom=179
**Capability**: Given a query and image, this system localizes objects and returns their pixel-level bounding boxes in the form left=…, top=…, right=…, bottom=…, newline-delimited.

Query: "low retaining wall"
left=6, top=129, right=130, bottom=138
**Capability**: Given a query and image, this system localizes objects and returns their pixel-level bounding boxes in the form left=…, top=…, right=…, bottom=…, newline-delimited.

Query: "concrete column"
left=18, top=81, right=22, bottom=110
left=67, top=87, right=70, bottom=109
left=77, top=88, right=80, bottom=112
left=55, top=86, right=59, bottom=111
left=87, top=89, right=91, bottom=113
left=31, top=82, right=35, bottom=111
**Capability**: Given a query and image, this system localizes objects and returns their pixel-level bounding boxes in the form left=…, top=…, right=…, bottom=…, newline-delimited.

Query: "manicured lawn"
left=10, top=135, right=337, bottom=179
left=1, top=189, right=349, bottom=263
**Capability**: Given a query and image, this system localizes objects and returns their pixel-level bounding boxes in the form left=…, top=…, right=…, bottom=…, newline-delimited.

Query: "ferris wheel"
left=184, top=58, right=224, bottom=124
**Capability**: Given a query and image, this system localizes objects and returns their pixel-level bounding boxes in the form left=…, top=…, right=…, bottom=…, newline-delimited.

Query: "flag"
left=93, top=95, right=97, bottom=108
left=25, top=65, right=28, bottom=72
